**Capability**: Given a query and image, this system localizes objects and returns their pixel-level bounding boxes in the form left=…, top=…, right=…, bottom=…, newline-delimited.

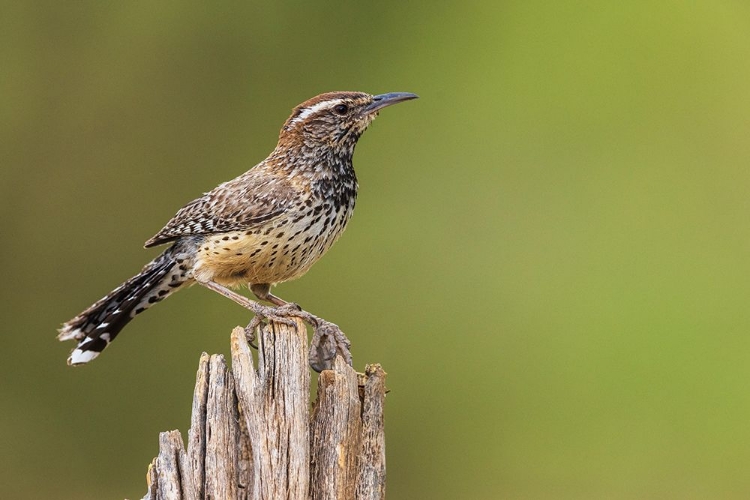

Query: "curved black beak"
left=365, top=92, right=419, bottom=113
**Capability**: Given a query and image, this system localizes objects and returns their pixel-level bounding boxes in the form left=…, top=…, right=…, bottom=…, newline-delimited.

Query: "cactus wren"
left=58, top=91, right=418, bottom=370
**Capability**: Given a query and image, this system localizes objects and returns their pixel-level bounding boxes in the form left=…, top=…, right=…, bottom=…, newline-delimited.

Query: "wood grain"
left=141, top=321, right=387, bottom=500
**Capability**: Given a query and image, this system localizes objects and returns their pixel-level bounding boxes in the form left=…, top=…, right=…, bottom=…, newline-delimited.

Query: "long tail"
left=58, top=244, right=193, bottom=365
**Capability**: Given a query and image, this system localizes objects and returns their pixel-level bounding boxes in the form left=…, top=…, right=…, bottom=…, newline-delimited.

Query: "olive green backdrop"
left=2, top=1, right=750, bottom=498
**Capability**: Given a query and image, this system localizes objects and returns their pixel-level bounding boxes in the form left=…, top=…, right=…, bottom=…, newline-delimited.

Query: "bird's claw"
left=308, top=319, right=353, bottom=372
left=275, top=301, right=302, bottom=314
left=255, top=303, right=298, bottom=327
left=244, top=316, right=262, bottom=349
left=245, top=302, right=353, bottom=372
left=244, top=305, right=298, bottom=349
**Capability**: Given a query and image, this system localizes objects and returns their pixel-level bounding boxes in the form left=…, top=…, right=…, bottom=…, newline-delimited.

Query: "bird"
left=58, top=91, right=418, bottom=370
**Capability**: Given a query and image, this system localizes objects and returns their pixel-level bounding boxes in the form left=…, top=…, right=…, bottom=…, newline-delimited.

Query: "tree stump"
left=141, top=320, right=387, bottom=500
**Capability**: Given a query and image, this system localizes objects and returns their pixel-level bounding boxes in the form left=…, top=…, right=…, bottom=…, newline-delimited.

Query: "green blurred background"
left=2, top=1, right=750, bottom=498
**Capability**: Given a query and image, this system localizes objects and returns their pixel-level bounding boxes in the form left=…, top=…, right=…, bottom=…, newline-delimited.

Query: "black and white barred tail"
left=58, top=244, right=193, bottom=365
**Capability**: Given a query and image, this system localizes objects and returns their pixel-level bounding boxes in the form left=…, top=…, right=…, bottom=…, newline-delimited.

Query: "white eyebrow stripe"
left=289, top=99, right=343, bottom=126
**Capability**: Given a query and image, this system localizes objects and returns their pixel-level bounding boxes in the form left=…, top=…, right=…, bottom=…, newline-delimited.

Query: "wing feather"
left=145, top=169, right=299, bottom=248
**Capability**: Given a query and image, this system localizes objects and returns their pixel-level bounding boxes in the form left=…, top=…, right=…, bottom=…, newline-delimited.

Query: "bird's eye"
left=333, top=104, right=349, bottom=115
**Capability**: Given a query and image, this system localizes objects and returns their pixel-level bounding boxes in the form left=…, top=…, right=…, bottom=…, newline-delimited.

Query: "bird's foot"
left=249, top=302, right=353, bottom=372
left=244, top=316, right=261, bottom=349
left=202, top=280, right=352, bottom=370
left=307, top=317, right=353, bottom=372
left=243, top=303, right=297, bottom=349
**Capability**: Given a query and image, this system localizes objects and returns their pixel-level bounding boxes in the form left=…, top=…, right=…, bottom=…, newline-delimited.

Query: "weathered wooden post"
left=142, top=320, right=387, bottom=500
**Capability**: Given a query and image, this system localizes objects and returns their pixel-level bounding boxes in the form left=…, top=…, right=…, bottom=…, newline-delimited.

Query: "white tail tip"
left=68, top=349, right=100, bottom=366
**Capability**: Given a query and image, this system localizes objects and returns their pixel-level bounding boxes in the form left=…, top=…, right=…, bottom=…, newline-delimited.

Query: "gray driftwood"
left=141, top=321, right=387, bottom=500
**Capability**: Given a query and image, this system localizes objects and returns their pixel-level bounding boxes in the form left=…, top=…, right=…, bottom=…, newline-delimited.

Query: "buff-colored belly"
left=192, top=209, right=350, bottom=287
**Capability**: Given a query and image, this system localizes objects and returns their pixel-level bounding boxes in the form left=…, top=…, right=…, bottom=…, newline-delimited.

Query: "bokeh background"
left=2, top=1, right=750, bottom=498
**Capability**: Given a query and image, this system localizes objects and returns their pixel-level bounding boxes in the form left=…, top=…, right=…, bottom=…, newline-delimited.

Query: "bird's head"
left=278, top=91, right=418, bottom=157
